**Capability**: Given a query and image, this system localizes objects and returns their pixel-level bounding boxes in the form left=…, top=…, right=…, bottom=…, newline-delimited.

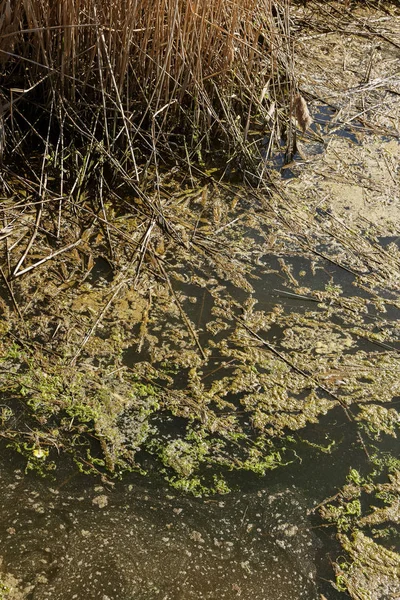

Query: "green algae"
left=356, top=405, right=400, bottom=440
left=320, top=467, right=400, bottom=600
left=0, top=169, right=399, bottom=492
left=0, top=558, right=24, bottom=600
left=0, top=140, right=399, bottom=600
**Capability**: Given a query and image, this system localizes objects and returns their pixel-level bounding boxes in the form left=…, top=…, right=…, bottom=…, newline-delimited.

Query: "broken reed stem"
left=69, top=277, right=127, bottom=366
left=13, top=238, right=82, bottom=278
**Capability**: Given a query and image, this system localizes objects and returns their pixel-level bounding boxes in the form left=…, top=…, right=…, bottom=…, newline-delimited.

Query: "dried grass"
left=0, top=1, right=298, bottom=290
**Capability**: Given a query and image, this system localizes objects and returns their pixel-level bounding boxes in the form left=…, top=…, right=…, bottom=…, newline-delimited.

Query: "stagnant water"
left=1, top=401, right=395, bottom=600
left=1, top=246, right=398, bottom=599
left=0, top=451, right=321, bottom=600
left=1, top=98, right=399, bottom=598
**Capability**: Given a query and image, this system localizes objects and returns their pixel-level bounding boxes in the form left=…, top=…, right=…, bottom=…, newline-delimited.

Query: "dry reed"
left=0, top=0, right=293, bottom=181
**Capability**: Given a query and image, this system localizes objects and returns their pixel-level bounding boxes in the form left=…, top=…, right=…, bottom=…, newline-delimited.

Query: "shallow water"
left=1, top=16, right=400, bottom=596
left=4, top=218, right=399, bottom=598
left=1, top=208, right=399, bottom=599
left=2, top=391, right=396, bottom=600
left=0, top=450, right=323, bottom=600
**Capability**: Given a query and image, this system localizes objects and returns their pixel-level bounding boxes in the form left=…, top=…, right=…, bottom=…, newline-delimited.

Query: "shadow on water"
left=261, top=102, right=366, bottom=179
left=311, top=103, right=364, bottom=145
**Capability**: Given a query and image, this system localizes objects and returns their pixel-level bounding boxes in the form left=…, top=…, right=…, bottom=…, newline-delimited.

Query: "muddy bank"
left=289, top=0, right=400, bottom=232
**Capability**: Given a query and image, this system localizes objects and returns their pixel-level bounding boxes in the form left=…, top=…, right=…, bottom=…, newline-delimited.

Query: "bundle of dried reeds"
left=0, top=0, right=292, bottom=179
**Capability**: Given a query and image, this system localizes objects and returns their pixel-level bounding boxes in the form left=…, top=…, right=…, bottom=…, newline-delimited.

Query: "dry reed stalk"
left=0, top=1, right=290, bottom=152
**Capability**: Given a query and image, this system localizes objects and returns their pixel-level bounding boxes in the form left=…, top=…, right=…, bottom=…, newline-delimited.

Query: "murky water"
left=0, top=449, right=324, bottom=600
left=2, top=392, right=395, bottom=600
left=1, top=218, right=398, bottom=599
left=1, top=203, right=399, bottom=599
left=1, top=259, right=398, bottom=600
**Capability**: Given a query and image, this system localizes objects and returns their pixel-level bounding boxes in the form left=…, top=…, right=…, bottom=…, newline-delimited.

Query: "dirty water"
left=0, top=451, right=322, bottom=600
left=0, top=229, right=398, bottom=600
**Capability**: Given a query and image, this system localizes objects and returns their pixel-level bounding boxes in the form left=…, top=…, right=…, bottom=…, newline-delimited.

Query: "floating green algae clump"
left=320, top=468, right=400, bottom=600
left=0, top=563, right=24, bottom=600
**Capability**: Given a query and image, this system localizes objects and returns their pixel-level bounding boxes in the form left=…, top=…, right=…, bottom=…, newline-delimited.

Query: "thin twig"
left=12, top=200, right=43, bottom=276
left=69, top=278, right=127, bottom=366
left=13, top=239, right=82, bottom=278
left=236, top=316, right=353, bottom=421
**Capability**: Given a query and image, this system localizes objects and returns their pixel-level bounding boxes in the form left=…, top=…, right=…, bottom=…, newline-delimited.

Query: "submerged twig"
left=13, top=239, right=82, bottom=278
left=236, top=316, right=353, bottom=421
left=69, top=278, right=127, bottom=366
